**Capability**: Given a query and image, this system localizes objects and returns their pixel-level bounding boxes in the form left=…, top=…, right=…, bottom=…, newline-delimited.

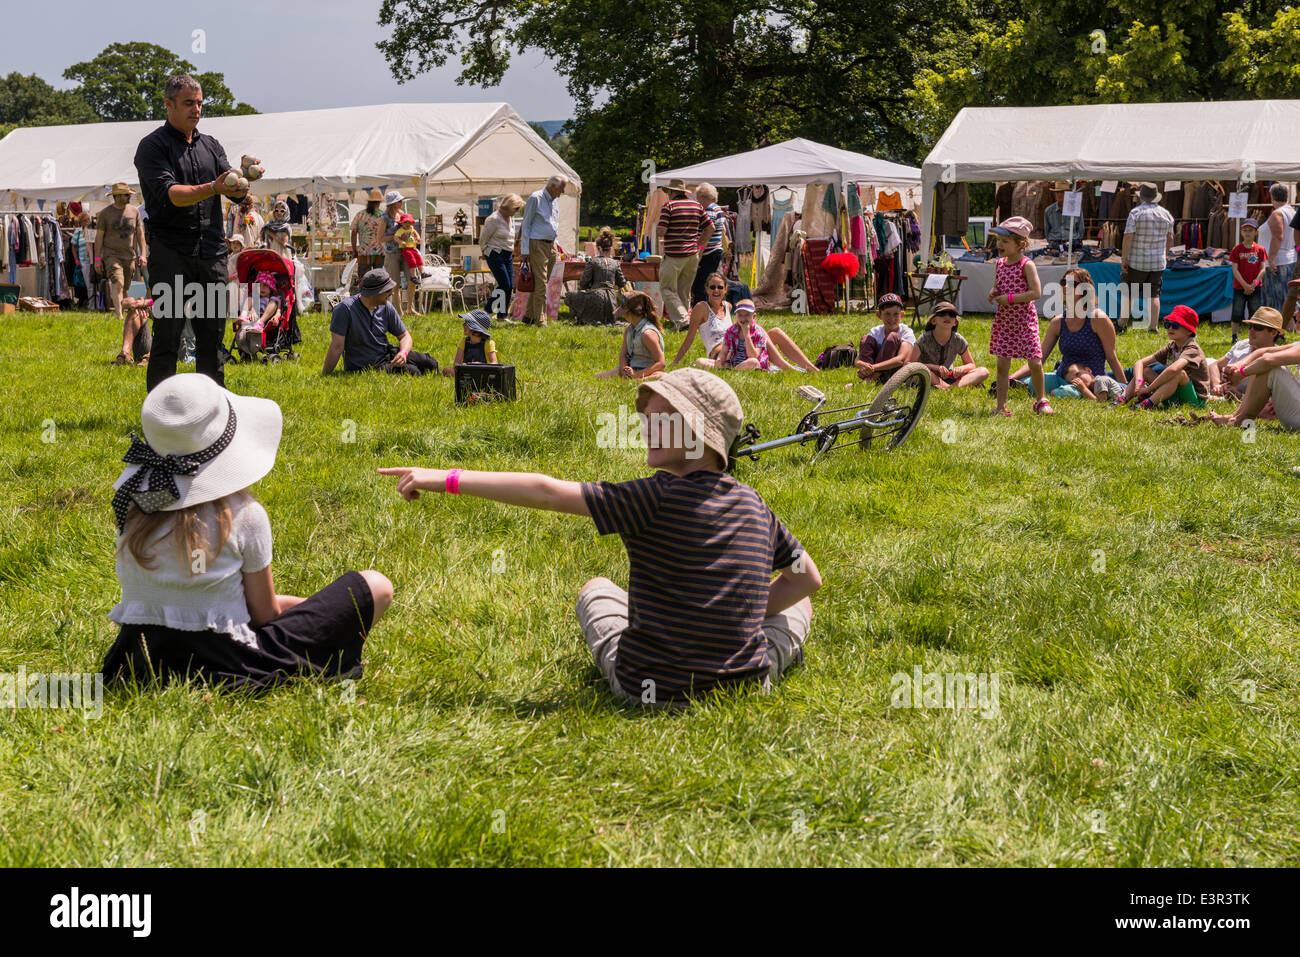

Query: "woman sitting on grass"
left=103, top=374, right=393, bottom=691
left=596, top=290, right=666, bottom=381
left=1009, top=267, right=1125, bottom=396
left=915, top=301, right=989, bottom=390
left=672, top=272, right=732, bottom=369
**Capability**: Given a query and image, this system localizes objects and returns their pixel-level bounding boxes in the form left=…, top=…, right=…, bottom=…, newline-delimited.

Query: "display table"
left=956, top=259, right=1232, bottom=323
left=907, top=272, right=967, bottom=321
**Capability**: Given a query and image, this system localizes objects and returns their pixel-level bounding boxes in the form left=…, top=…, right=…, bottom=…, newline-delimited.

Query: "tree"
left=0, top=72, right=98, bottom=139
left=529, top=122, right=573, bottom=167
left=63, top=42, right=257, bottom=121
left=908, top=2, right=1300, bottom=143
left=377, top=0, right=986, bottom=217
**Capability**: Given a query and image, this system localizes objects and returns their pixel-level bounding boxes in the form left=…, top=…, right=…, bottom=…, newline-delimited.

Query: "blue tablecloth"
left=1079, top=262, right=1232, bottom=319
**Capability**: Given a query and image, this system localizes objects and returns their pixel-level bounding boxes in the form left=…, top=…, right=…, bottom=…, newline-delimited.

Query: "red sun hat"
left=1166, top=304, right=1199, bottom=333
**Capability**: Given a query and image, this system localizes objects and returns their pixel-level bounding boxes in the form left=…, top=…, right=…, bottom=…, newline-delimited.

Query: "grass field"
left=2, top=305, right=1299, bottom=867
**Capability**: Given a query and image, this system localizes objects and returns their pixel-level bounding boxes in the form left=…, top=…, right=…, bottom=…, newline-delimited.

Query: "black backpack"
left=816, top=342, right=857, bottom=370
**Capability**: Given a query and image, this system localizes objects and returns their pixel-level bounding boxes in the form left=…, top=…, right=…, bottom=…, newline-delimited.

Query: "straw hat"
left=112, top=374, right=282, bottom=528
left=1245, top=306, right=1283, bottom=333
left=108, top=182, right=134, bottom=198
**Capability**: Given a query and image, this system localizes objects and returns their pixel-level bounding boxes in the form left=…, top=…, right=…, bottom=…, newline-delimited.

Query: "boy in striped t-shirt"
left=379, top=368, right=821, bottom=707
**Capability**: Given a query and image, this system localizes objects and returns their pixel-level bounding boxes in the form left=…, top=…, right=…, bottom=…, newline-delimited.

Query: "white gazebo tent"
left=650, top=137, right=922, bottom=192
left=919, top=100, right=1300, bottom=262
left=649, top=137, right=920, bottom=307
left=0, top=101, right=581, bottom=283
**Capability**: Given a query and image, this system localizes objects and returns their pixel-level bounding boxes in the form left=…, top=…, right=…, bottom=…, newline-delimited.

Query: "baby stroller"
left=229, top=249, right=302, bottom=362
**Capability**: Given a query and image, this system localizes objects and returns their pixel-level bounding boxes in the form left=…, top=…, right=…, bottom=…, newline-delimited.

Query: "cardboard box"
left=0, top=303, right=15, bottom=314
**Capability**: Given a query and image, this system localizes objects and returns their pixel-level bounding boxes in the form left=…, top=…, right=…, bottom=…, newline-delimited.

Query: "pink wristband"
left=444, top=469, right=462, bottom=495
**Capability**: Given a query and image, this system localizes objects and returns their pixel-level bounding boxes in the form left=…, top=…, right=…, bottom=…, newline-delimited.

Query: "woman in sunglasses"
left=673, top=272, right=819, bottom=372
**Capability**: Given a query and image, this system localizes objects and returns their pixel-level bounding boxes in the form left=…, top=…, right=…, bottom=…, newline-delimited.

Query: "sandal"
left=111, top=352, right=130, bottom=366
left=1033, top=398, right=1055, bottom=415
left=995, top=407, right=1013, bottom=418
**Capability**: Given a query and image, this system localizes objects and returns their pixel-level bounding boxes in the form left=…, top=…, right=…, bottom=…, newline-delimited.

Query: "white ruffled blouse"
left=109, top=495, right=273, bottom=648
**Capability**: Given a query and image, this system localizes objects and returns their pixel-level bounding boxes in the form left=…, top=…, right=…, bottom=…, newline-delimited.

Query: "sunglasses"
left=707, top=285, right=726, bottom=290
left=1163, top=321, right=1182, bottom=330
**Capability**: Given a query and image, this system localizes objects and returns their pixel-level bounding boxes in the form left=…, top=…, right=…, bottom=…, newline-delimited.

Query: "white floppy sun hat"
left=112, top=374, right=282, bottom=528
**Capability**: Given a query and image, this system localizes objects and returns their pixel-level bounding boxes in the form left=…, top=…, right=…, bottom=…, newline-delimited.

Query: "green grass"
left=2, top=306, right=1298, bottom=866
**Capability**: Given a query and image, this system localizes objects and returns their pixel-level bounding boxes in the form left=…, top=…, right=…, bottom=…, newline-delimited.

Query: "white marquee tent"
left=650, top=137, right=920, bottom=191
left=919, top=100, right=1300, bottom=259
left=0, top=101, right=581, bottom=249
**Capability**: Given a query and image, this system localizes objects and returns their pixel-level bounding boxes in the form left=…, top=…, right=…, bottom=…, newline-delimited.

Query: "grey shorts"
left=574, top=578, right=812, bottom=708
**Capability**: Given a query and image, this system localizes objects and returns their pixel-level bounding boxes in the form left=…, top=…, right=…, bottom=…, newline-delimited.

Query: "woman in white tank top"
left=671, top=272, right=733, bottom=368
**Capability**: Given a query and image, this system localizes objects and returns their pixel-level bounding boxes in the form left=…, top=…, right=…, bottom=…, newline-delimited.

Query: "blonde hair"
left=695, top=182, right=718, bottom=205
left=118, top=493, right=242, bottom=572
left=499, top=194, right=524, bottom=214
left=596, top=226, right=615, bottom=251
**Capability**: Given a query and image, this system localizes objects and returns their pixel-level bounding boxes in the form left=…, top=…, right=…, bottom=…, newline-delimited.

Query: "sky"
left=10, top=0, right=575, bottom=123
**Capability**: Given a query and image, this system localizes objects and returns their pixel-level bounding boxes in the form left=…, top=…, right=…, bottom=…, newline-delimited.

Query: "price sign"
left=923, top=273, right=948, bottom=290
left=1228, top=192, right=1249, bottom=219
left=1062, top=191, right=1083, bottom=218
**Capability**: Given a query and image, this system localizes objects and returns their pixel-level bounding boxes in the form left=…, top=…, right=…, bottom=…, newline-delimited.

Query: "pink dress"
left=989, top=256, right=1042, bottom=359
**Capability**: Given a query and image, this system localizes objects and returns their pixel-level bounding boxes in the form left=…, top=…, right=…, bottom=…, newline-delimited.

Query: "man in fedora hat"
left=519, top=175, right=569, bottom=325
left=656, top=179, right=714, bottom=330
left=98, top=182, right=149, bottom=363
left=322, top=267, right=439, bottom=375
left=1121, top=182, right=1175, bottom=333
left=134, top=73, right=250, bottom=391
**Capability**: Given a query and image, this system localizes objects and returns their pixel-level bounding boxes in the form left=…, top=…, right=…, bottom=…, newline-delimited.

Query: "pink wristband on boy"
left=445, top=469, right=462, bottom=494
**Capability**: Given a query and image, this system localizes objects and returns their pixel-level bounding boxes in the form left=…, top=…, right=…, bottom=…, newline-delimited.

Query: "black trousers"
left=691, top=248, right=725, bottom=306
left=146, top=242, right=229, bottom=392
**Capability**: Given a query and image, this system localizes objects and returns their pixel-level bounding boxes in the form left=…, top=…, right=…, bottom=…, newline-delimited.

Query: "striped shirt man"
left=659, top=196, right=710, bottom=257
left=1124, top=202, right=1175, bottom=272
left=581, top=470, right=802, bottom=701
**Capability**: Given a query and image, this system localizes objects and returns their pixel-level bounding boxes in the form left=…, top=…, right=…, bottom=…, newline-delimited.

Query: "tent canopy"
left=650, top=137, right=921, bottom=190
left=919, top=99, right=1300, bottom=259
left=0, top=101, right=581, bottom=246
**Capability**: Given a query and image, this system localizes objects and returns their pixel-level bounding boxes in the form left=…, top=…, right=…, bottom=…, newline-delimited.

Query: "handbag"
left=515, top=262, right=534, bottom=292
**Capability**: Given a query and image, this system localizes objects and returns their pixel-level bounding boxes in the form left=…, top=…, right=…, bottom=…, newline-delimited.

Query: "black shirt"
left=134, top=120, right=231, bottom=259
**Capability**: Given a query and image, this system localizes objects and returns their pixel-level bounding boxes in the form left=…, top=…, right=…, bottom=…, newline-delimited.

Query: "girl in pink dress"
left=987, top=216, right=1051, bottom=416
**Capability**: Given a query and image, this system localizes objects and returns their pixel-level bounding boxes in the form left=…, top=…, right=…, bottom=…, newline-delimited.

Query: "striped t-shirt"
left=702, top=204, right=727, bottom=252
left=660, top=198, right=709, bottom=257
left=581, top=469, right=803, bottom=701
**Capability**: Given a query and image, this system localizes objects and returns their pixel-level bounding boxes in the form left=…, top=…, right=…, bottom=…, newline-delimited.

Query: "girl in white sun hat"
left=103, top=374, right=393, bottom=691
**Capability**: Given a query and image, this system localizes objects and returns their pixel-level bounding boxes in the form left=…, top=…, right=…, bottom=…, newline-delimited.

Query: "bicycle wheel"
left=861, top=361, right=931, bottom=450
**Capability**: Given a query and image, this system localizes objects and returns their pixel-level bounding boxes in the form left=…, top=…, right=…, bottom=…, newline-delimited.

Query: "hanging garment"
left=932, top=182, right=970, bottom=237
left=1160, top=184, right=1183, bottom=218
left=1110, top=184, right=1135, bottom=225
left=1029, top=181, right=1052, bottom=238
left=822, top=185, right=840, bottom=216
left=736, top=189, right=753, bottom=254
left=845, top=183, right=862, bottom=218
left=995, top=182, right=1015, bottom=223
left=771, top=189, right=795, bottom=238
left=753, top=212, right=798, bottom=310
left=1010, top=181, right=1033, bottom=222
left=876, top=190, right=903, bottom=211
left=750, top=185, right=771, bottom=230
left=849, top=215, right=867, bottom=257
left=644, top=188, right=669, bottom=238
left=801, top=185, right=837, bottom=237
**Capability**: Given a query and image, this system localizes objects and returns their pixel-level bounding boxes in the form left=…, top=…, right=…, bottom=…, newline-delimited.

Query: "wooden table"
left=907, top=272, right=967, bottom=322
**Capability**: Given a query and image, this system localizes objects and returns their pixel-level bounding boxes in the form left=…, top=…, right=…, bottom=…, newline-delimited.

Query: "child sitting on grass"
left=855, top=293, right=917, bottom=384
left=915, top=301, right=989, bottom=390
left=441, top=310, right=499, bottom=377
left=104, top=374, right=393, bottom=690
left=1122, top=305, right=1210, bottom=410
left=379, top=368, right=822, bottom=708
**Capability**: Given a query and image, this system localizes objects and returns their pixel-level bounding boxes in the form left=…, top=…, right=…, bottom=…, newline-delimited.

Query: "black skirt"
left=103, top=571, right=374, bottom=693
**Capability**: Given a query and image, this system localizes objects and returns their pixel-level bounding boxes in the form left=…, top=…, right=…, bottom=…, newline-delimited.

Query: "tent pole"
left=308, top=177, right=316, bottom=288
left=418, top=175, right=429, bottom=262
left=1067, top=179, right=1075, bottom=266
